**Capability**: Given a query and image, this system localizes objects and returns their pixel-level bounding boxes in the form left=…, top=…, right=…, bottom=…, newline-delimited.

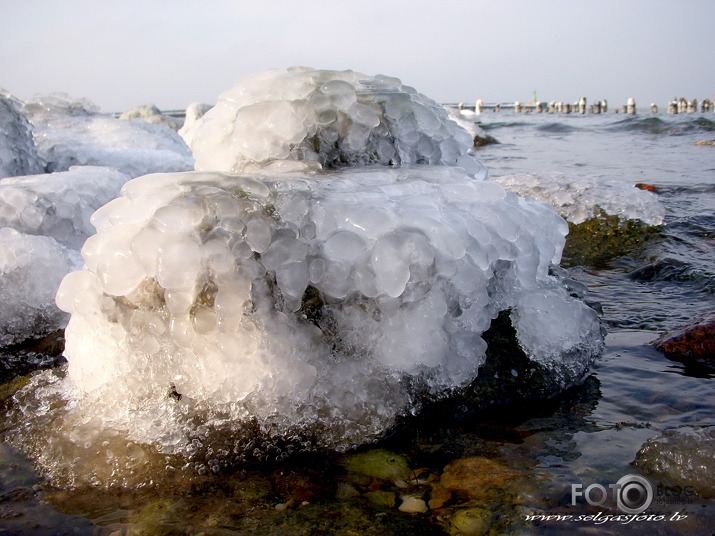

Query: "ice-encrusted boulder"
left=0, top=166, right=132, bottom=249
left=23, top=93, right=194, bottom=178
left=634, top=426, right=715, bottom=498
left=178, top=102, right=212, bottom=147
left=52, top=166, right=603, bottom=456
left=119, top=104, right=182, bottom=131
left=0, top=92, right=44, bottom=178
left=0, top=228, right=72, bottom=347
left=444, top=107, right=498, bottom=147
left=0, top=166, right=132, bottom=347
left=8, top=69, right=604, bottom=485
left=488, top=172, right=665, bottom=225
left=191, top=67, right=486, bottom=178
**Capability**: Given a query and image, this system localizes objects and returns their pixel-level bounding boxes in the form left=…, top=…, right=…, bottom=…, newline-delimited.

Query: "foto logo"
left=571, top=474, right=654, bottom=514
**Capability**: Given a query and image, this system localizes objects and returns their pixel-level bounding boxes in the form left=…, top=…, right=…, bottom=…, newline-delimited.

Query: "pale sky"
left=1, top=0, right=713, bottom=112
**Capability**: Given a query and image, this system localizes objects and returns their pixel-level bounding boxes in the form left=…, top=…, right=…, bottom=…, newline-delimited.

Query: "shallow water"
left=1, top=111, right=714, bottom=534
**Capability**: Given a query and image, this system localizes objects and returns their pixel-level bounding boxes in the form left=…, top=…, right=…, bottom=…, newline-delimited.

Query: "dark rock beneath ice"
left=460, top=310, right=578, bottom=409
left=652, top=311, right=715, bottom=369
left=562, top=211, right=662, bottom=268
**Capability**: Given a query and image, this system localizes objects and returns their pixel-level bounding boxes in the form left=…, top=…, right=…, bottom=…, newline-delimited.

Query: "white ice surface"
left=488, top=171, right=666, bottom=225
left=23, top=93, right=194, bottom=178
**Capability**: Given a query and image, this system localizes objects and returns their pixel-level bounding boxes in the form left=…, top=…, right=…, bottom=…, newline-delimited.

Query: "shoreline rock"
left=652, top=311, right=715, bottom=369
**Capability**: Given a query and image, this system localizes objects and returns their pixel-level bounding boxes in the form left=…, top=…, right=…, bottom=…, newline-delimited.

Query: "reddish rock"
left=653, top=312, right=715, bottom=368
left=635, top=183, right=658, bottom=193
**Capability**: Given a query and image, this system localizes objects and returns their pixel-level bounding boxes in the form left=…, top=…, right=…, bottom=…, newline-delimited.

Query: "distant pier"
left=447, top=97, right=714, bottom=116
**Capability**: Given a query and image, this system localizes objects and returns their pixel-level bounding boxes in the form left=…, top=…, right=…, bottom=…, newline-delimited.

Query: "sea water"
left=0, top=106, right=713, bottom=534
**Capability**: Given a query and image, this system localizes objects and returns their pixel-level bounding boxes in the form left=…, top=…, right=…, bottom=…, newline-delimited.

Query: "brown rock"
left=430, top=457, right=524, bottom=508
left=653, top=312, right=715, bottom=368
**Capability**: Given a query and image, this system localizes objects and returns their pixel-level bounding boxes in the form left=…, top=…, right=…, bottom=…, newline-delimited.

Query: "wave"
left=480, top=120, right=531, bottom=131
left=628, top=257, right=715, bottom=294
left=535, top=122, right=577, bottom=134
left=607, top=115, right=715, bottom=135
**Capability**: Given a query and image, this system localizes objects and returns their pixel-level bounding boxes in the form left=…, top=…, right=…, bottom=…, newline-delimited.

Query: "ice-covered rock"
left=23, top=93, right=194, bottom=177
left=0, top=228, right=73, bottom=347
left=633, top=426, right=715, bottom=499
left=0, top=166, right=132, bottom=249
left=7, top=69, right=605, bottom=486
left=119, top=104, right=182, bottom=131
left=0, top=166, right=131, bottom=346
left=178, top=102, right=212, bottom=147
left=488, top=171, right=665, bottom=225
left=0, top=92, right=44, bottom=178
left=191, top=67, right=486, bottom=178
left=45, top=166, right=602, bottom=460
left=444, top=107, right=498, bottom=147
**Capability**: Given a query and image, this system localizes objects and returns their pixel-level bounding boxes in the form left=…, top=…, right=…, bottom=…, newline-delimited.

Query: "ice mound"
left=49, top=166, right=603, bottom=458
left=119, top=104, right=182, bottom=131
left=0, top=166, right=131, bottom=346
left=0, top=228, right=72, bottom=347
left=0, top=92, right=44, bottom=178
left=191, top=67, right=485, bottom=178
left=0, top=166, right=132, bottom=249
left=178, top=102, right=212, bottom=147
left=23, top=93, right=195, bottom=178
left=444, top=107, right=496, bottom=146
left=488, top=172, right=665, bottom=225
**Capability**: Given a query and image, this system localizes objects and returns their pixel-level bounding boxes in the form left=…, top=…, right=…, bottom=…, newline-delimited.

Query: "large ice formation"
left=191, top=67, right=486, bottom=178
left=11, top=69, right=604, bottom=480
left=23, top=93, right=195, bottom=178
left=488, top=172, right=665, bottom=225
left=54, top=167, right=602, bottom=455
left=0, top=92, right=44, bottom=179
left=0, top=166, right=132, bottom=346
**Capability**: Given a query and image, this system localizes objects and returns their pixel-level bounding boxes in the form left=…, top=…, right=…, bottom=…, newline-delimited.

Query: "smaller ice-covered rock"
left=0, top=227, right=73, bottom=346
left=23, top=93, right=194, bottom=178
left=0, top=166, right=132, bottom=249
left=444, top=106, right=498, bottom=147
left=119, top=104, right=182, bottom=131
left=488, top=171, right=665, bottom=225
left=178, top=102, right=212, bottom=147
left=0, top=92, right=44, bottom=178
left=633, top=426, right=715, bottom=499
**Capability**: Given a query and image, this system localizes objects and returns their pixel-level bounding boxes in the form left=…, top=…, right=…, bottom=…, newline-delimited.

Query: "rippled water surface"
left=1, top=111, right=713, bottom=535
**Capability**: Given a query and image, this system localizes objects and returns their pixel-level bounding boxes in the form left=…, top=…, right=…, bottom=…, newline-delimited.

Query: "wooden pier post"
left=578, top=97, right=587, bottom=114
